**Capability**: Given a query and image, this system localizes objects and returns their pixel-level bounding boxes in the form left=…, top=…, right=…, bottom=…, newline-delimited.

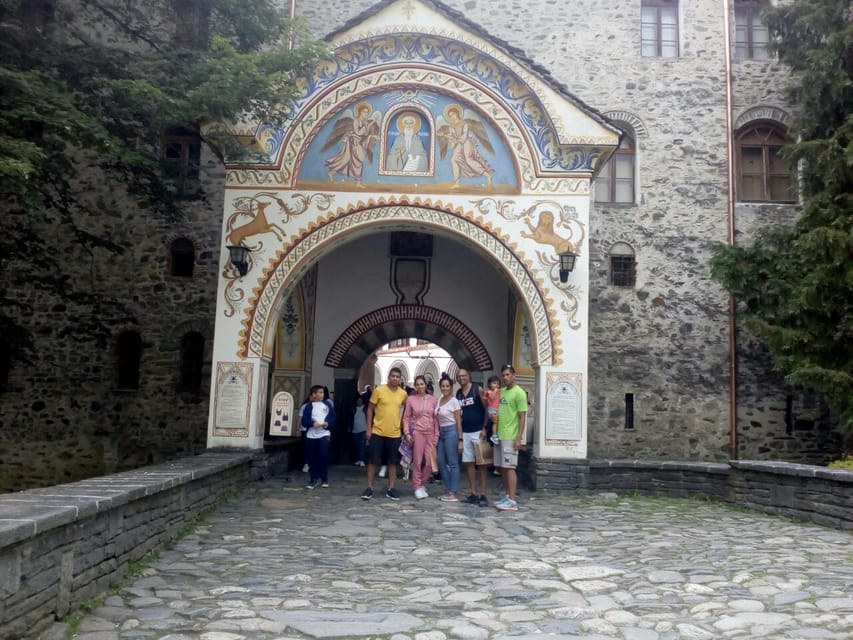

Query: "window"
left=179, top=332, right=205, bottom=393
left=169, top=237, right=195, bottom=277
left=641, top=0, right=679, bottom=58
left=162, top=127, right=201, bottom=194
left=117, top=331, right=143, bottom=390
left=173, top=0, right=211, bottom=49
left=734, top=1, right=769, bottom=60
left=595, top=132, right=635, bottom=203
left=19, top=0, right=54, bottom=35
left=736, top=124, right=795, bottom=202
left=609, top=242, right=636, bottom=287
left=0, top=340, right=10, bottom=390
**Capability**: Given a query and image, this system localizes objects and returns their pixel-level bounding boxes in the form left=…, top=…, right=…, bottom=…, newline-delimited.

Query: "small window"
left=20, top=0, right=54, bottom=35
left=179, top=332, right=205, bottom=393
left=609, top=242, right=637, bottom=287
left=162, top=127, right=201, bottom=194
left=173, top=0, right=211, bottom=49
left=736, top=124, right=796, bottom=202
left=117, top=331, right=143, bottom=390
left=734, top=1, right=769, bottom=60
left=641, top=0, right=679, bottom=58
left=595, top=132, right=635, bottom=204
left=0, top=340, right=11, bottom=390
left=169, top=237, right=195, bottom=277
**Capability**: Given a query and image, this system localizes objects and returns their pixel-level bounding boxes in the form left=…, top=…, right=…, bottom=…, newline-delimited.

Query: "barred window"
left=609, top=243, right=637, bottom=288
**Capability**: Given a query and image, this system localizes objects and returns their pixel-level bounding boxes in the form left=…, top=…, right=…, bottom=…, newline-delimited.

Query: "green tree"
left=0, top=0, right=326, bottom=360
left=710, top=0, right=853, bottom=435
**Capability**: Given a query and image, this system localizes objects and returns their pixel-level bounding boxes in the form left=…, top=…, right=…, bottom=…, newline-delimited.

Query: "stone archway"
left=325, top=304, right=493, bottom=372
left=240, top=198, right=560, bottom=369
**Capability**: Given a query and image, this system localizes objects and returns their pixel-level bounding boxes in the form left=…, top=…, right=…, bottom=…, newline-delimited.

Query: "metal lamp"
left=558, top=250, right=578, bottom=283
left=227, top=245, right=251, bottom=277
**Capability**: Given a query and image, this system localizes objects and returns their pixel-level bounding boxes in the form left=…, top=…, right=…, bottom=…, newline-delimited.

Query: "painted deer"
left=226, top=201, right=286, bottom=247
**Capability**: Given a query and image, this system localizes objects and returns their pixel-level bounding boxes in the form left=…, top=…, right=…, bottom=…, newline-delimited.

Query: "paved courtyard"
left=60, top=464, right=853, bottom=640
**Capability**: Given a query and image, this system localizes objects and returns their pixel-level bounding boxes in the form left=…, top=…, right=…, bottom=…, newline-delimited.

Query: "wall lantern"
left=558, top=250, right=578, bottom=283
left=227, top=245, right=251, bottom=277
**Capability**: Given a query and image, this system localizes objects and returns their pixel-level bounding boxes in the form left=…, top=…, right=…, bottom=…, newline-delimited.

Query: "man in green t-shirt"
left=495, top=364, right=528, bottom=512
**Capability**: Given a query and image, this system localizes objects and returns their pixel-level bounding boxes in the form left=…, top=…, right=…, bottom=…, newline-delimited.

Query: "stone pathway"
left=58, top=464, right=853, bottom=639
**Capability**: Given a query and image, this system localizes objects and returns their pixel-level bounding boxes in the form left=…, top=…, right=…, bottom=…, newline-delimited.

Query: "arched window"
left=736, top=124, right=796, bottom=202
left=179, top=332, right=205, bottom=393
left=117, top=331, right=143, bottom=390
left=595, top=131, right=635, bottom=204
left=609, top=242, right=636, bottom=288
left=169, top=237, right=195, bottom=277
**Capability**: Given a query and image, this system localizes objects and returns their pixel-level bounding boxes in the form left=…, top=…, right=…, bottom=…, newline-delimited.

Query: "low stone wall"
left=0, top=451, right=253, bottom=640
left=529, top=458, right=853, bottom=530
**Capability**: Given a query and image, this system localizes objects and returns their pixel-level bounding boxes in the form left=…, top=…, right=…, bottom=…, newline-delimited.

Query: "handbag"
left=475, top=439, right=494, bottom=466
left=398, top=436, right=413, bottom=470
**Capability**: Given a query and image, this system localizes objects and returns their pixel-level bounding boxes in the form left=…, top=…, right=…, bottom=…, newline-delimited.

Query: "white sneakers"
left=414, top=487, right=429, bottom=499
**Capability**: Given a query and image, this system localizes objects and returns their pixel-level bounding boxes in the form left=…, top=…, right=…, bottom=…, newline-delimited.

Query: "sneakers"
left=306, top=479, right=319, bottom=489
left=385, top=488, right=401, bottom=501
left=439, top=494, right=459, bottom=502
left=495, top=497, right=519, bottom=511
left=361, top=487, right=374, bottom=500
left=465, top=494, right=479, bottom=505
left=414, top=487, right=428, bottom=500
left=378, top=465, right=388, bottom=478
left=478, top=494, right=489, bottom=508
left=302, top=464, right=310, bottom=473
left=321, top=481, right=329, bottom=488
left=354, top=460, right=365, bottom=467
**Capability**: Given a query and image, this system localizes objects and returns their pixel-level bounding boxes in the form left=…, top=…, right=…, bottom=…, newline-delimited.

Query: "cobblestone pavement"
left=60, top=464, right=853, bottom=640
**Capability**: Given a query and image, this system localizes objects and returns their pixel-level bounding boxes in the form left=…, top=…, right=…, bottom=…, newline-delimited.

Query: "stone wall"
left=0, top=148, right=225, bottom=492
left=0, top=451, right=251, bottom=640
left=528, top=457, right=853, bottom=530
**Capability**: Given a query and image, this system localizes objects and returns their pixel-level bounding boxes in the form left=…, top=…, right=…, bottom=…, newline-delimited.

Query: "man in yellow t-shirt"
left=362, top=367, right=409, bottom=501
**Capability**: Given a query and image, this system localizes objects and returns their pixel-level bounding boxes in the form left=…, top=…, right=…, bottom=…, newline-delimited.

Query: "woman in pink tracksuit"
left=402, top=375, right=439, bottom=499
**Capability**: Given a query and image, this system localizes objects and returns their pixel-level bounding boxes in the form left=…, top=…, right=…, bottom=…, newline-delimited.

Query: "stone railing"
left=0, top=451, right=253, bottom=640
left=528, top=458, right=853, bottom=530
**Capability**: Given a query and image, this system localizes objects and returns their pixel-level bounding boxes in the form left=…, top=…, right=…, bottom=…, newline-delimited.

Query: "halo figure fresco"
left=436, top=104, right=495, bottom=188
left=322, top=102, right=382, bottom=185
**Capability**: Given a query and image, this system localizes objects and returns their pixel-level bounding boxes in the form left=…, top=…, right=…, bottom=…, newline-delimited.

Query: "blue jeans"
left=353, top=431, right=366, bottom=463
left=437, top=425, right=460, bottom=493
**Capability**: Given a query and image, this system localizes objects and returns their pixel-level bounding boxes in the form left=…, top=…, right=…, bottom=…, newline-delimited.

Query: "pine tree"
left=711, top=0, right=853, bottom=435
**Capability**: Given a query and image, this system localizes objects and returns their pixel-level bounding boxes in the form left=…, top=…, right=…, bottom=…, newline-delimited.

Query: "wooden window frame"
left=162, top=128, right=201, bottom=195
left=595, top=133, right=636, bottom=204
left=641, top=0, right=679, bottom=58
left=736, top=124, right=796, bottom=203
left=734, top=1, right=769, bottom=60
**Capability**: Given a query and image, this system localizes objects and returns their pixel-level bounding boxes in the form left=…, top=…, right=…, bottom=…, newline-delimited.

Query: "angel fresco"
left=322, top=103, right=381, bottom=185
left=436, top=104, right=495, bottom=188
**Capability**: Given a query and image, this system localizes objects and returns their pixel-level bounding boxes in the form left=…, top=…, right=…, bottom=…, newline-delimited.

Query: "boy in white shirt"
left=301, top=385, right=336, bottom=489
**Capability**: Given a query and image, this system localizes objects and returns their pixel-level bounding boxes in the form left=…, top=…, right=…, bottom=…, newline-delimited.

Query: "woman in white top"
left=435, top=376, right=463, bottom=502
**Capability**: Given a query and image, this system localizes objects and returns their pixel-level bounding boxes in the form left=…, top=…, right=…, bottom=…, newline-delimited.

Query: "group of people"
left=359, top=364, right=527, bottom=511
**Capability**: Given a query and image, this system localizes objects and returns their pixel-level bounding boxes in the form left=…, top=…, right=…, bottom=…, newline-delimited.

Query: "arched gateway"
left=207, top=0, right=620, bottom=465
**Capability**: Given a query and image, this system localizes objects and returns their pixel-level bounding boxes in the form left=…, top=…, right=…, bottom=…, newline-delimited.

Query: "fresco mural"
left=297, top=90, right=518, bottom=193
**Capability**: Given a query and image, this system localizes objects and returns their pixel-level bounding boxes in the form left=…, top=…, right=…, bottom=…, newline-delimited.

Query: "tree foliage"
left=0, top=0, right=326, bottom=360
left=710, top=0, right=853, bottom=434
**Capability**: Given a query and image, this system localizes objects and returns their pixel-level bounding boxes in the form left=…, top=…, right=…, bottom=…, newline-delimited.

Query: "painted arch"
left=324, top=305, right=492, bottom=371
left=239, top=198, right=560, bottom=368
